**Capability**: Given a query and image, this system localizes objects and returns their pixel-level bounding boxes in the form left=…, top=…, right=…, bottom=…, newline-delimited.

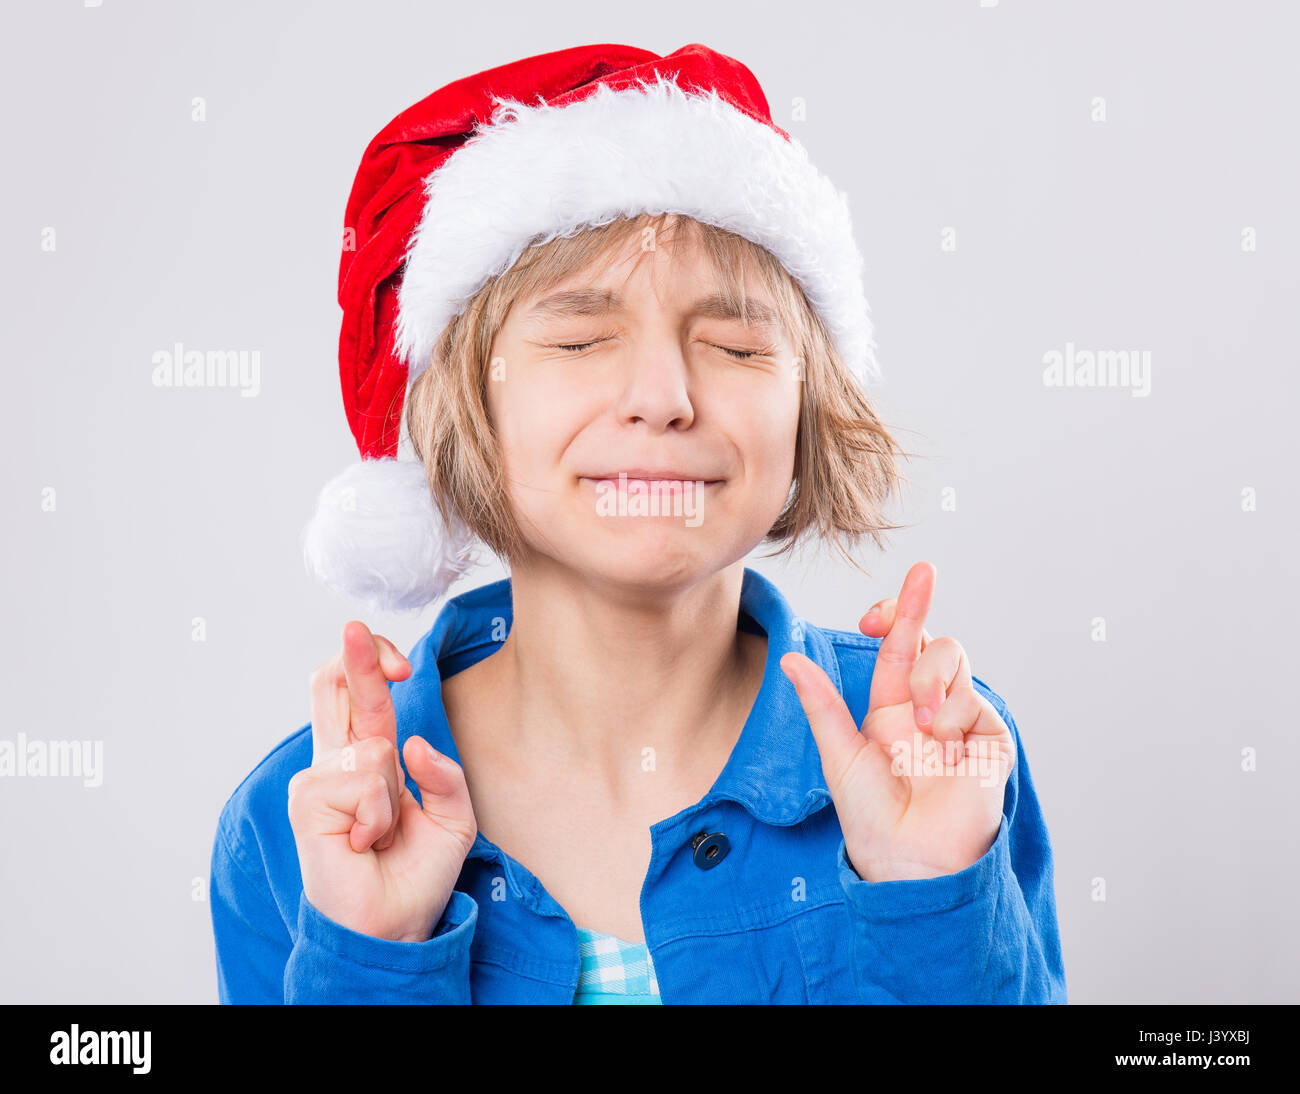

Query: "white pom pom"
left=302, top=458, right=480, bottom=614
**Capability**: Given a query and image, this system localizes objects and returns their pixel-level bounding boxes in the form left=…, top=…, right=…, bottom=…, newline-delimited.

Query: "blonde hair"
left=406, top=212, right=908, bottom=576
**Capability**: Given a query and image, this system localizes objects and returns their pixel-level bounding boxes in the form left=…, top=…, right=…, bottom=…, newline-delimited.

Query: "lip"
left=580, top=469, right=724, bottom=483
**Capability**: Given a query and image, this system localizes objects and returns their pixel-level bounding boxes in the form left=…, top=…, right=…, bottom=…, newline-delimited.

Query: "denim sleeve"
left=211, top=819, right=477, bottom=1004
left=284, top=889, right=477, bottom=1004
left=210, top=820, right=294, bottom=1003
left=834, top=701, right=1068, bottom=1004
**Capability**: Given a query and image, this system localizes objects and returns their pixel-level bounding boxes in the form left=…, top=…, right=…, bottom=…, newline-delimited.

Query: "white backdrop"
left=1, top=0, right=1296, bottom=1003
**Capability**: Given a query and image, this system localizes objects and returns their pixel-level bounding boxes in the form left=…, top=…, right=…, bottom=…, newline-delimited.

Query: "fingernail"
left=915, top=706, right=933, bottom=726
left=425, top=741, right=441, bottom=763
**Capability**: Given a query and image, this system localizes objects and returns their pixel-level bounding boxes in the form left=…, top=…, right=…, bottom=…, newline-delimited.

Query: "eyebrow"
left=525, top=289, right=781, bottom=329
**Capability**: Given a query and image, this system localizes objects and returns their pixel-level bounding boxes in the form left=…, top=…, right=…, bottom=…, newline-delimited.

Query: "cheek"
left=486, top=368, right=590, bottom=483
left=736, top=386, right=801, bottom=481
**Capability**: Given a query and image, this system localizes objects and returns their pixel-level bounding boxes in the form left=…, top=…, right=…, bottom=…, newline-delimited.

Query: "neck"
left=486, top=556, right=764, bottom=798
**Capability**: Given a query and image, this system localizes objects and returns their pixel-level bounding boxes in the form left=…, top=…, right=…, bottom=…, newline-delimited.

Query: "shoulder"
left=214, top=724, right=313, bottom=893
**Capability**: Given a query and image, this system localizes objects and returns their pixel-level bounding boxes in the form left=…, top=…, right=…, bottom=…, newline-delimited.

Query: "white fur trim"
left=394, top=74, right=879, bottom=386
left=302, top=458, right=479, bottom=613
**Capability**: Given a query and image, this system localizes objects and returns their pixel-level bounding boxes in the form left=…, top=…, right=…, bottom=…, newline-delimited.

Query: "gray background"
left=2, top=0, right=1295, bottom=1004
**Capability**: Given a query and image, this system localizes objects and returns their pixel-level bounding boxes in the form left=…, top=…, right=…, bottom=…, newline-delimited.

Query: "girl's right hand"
left=287, top=621, right=478, bottom=943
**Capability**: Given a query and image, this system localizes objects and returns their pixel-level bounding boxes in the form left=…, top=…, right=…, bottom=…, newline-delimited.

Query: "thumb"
left=780, top=652, right=893, bottom=793
left=402, top=735, right=477, bottom=837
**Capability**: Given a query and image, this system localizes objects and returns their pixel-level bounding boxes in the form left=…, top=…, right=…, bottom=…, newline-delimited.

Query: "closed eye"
left=711, top=343, right=777, bottom=360
left=548, top=339, right=773, bottom=358
left=546, top=335, right=615, bottom=354
left=715, top=345, right=759, bottom=360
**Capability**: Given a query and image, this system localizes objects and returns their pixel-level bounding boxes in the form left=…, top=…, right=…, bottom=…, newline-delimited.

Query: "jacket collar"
left=391, top=567, right=837, bottom=853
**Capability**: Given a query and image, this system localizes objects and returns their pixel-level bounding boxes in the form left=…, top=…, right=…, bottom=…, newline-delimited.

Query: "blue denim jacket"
left=210, top=567, right=1068, bottom=1004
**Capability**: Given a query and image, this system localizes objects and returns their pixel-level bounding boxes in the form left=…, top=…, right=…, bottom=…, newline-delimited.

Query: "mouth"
left=579, top=471, right=725, bottom=492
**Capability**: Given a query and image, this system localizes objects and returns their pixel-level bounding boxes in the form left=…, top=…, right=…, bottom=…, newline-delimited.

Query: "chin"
left=563, top=523, right=731, bottom=591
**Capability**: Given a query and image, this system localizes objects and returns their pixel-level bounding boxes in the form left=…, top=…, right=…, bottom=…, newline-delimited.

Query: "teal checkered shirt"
left=572, top=927, right=662, bottom=1005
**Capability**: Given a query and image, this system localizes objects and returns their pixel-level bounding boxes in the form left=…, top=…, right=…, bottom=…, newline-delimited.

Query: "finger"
left=859, top=597, right=932, bottom=650
left=908, top=636, right=971, bottom=739
left=333, top=735, right=404, bottom=849
left=289, top=768, right=395, bottom=854
left=342, top=621, right=400, bottom=745
left=927, top=685, right=982, bottom=766
left=935, top=692, right=1015, bottom=779
left=403, top=736, right=478, bottom=850
left=372, top=633, right=413, bottom=681
left=348, top=773, right=397, bottom=853
left=309, top=630, right=411, bottom=761
left=860, top=599, right=887, bottom=637
left=780, top=652, right=875, bottom=786
left=867, top=562, right=936, bottom=714
left=308, top=654, right=351, bottom=760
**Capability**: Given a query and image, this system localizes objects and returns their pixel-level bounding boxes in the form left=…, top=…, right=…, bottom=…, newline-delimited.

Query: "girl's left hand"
left=780, top=562, right=1015, bottom=882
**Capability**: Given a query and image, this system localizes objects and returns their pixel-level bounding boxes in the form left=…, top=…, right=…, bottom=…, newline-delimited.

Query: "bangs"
left=476, top=212, right=818, bottom=357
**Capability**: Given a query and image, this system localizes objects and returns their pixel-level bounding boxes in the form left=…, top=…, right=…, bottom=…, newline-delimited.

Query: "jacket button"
left=690, top=830, right=730, bottom=870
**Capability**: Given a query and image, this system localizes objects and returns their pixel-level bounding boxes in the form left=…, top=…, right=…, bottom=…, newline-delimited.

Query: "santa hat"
left=303, top=42, right=878, bottom=614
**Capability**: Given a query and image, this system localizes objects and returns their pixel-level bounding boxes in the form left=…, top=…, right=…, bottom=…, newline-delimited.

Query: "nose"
left=612, top=334, right=695, bottom=432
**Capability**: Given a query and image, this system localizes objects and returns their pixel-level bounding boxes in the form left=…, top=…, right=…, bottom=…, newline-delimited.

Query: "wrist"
left=391, top=894, right=454, bottom=943
left=389, top=913, right=440, bottom=944
left=848, top=848, right=976, bottom=883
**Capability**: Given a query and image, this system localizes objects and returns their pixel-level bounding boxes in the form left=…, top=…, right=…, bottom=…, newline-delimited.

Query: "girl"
left=210, top=42, right=1066, bottom=1004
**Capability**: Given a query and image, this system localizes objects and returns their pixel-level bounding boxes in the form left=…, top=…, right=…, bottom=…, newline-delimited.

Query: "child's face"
left=486, top=229, right=802, bottom=589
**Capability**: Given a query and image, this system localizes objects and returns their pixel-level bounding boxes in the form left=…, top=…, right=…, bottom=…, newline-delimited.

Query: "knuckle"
left=876, top=647, right=913, bottom=665
left=929, top=635, right=961, bottom=657
left=455, top=823, right=478, bottom=855
left=908, top=662, right=941, bottom=692
left=286, top=770, right=315, bottom=816
left=315, top=764, right=353, bottom=792
left=308, top=658, right=339, bottom=692
left=356, top=735, right=396, bottom=766
left=351, top=690, right=393, bottom=716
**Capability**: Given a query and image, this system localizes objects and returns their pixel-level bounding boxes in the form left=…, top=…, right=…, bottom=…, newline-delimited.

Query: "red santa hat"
left=303, top=41, right=879, bottom=613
